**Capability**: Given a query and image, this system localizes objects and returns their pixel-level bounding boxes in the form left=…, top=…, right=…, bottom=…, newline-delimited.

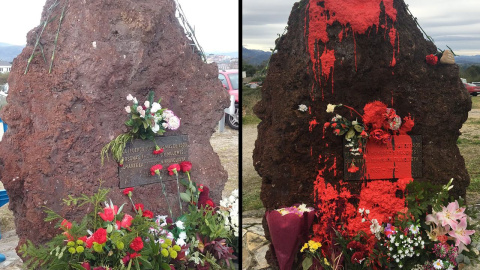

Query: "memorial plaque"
left=119, top=135, right=189, bottom=188
left=344, top=135, right=422, bottom=181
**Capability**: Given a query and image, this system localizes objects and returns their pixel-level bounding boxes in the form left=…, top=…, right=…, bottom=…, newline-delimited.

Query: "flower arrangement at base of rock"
left=101, top=91, right=180, bottom=166
left=299, top=179, right=479, bottom=270
left=18, top=177, right=238, bottom=269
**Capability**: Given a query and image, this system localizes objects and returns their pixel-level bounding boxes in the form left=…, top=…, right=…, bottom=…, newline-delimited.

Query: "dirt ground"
left=0, top=126, right=238, bottom=269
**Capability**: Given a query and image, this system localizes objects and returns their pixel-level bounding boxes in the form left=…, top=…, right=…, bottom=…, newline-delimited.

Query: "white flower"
left=125, top=106, right=131, bottom=113
left=326, top=104, right=337, bottom=113
left=162, top=123, right=169, bottom=128
left=399, top=234, right=404, bottom=239
left=136, top=106, right=146, bottom=118
left=352, top=120, right=358, bottom=125
left=409, top=224, right=420, bottom=235
left=127, top=94, right=133, bottom=101
left=365, top=209, right=370, bottom=215
left=179, top=231, right=187, bottom=240
left=359, top=208, right=364, bottom=214
left=232, top=189, right=238, bottom=197
left=446, top=265, right=454, bottom=270
left=152, top=123, right=160, bottom=133
left=162, top=110, right=174, bottom=119
left=144, top=100, right=150, bottom=108
left=133, top=97, right=138, bottom=104
left=298, top=104, right=308, bottom=112
left=433, top=259, right=443, bottom=269
left=175, top=220, right=185, bottom=230
left=168, top=115, right=181, bottom=130
left=176, top=238, right=186, bottom=246
left=362, top=218, right=365, bottom=222
left=297, top=203, right=311, bottom=213
left=151, top=102, right=161, bottom=113
left=228, top=195, right=236, bottom=204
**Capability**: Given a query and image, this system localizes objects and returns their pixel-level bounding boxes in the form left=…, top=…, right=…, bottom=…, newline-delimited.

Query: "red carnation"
left=399, top=115, right=415, bottom=135
left=198, top=184, right=204, bottom=193
left=142, top=210, right=154, bottom=219
left=120, top=214, right=133, bottom=228
left=123, top=187, right=134, bottom=196
left=130, top=237, right=144, bottom=251
left=180, top=161, right=192, bottom=172
left=79, top=236, right=87, bottom=242
left=98, top=206, right=118, bottom=222
left=347, top=164, right=359, bottom=173
left=153, top=147, right=164, bottom=155
left=60, top=219, right=72, bottom=230
left=198, top=185, right=216, bottom=210
left=363, top=101, right=388, bottom=130
left=135, top=203, right=144, bottom=211
left=150, top=164, right=163, bottom=175
left=93, top=228, right=107, bottom=244
left=168, top=164, right=181, bottom=175
left=426, top=54, right=438, bottom=65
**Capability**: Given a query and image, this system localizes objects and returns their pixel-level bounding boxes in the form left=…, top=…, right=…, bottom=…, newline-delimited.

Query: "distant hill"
left=455, top=55, right=480, bottom=65
left=0, top=43, right=24, bottom=62
left=242, top=47, right=270, bottom=66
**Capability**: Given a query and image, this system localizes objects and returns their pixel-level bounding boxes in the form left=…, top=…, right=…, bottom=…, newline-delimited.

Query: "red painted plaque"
left=344, top=135, right=422, bottom=180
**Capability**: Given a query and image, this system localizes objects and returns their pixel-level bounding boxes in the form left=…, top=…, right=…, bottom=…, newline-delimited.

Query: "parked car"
left=463, top=82, right=480, bottom=96
left=218, top=70, right=239, bottom=129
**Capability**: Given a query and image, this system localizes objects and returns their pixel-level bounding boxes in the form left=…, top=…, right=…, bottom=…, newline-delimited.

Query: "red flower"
left=180, top=161, right=192, bottom=172
left=98, top=205, right=118, bottom=222
left=381, top=133, right=392, bottom=144
left=198, top=184, right=204, bottom=192
left=360, top=130, right=368, bottom=138
left=63, top=231, right=75, bottom=241
left=86, top=235, right=94, bottom=248
left=120, top=214, right=133, bottom=228
left=92, top=228, right=107, bottom=244
left=331, top=123, right=337, bottom=128
left=351, top=251, right=366, bottom=264
left=150, top=164, right=163, bottom=175
left=334, top=129, right=340, bottom=135
left=371, top=129, right=385, bottom=141
left=426, top=54, right=438, bottom=65
left=323, top=122, right=330, bottom=128
left=168, top=164, right=181, bottom=175
left=153, top=147, right=164, bottom=155
left=81, top=262, right=91, bottom=270
left=206, top=200, right=215, bottom=208
left=347, top=164, right=359, bottom=173
left=123, top=187, right=134, bottom=196
left=135, top=203, right=144, bottom=211
left=363, top=101, right=388, bottom=130
left=79, top=236, right=87, bottom=242
left=122, top=252, right=141, bottom=265
left=60, top=219, right=72, bottom=230
left=130, top=237, right=144, bottom=251
left=142, top=210, right=154, bottom=219
left=437, top=234, right=448, bottom=243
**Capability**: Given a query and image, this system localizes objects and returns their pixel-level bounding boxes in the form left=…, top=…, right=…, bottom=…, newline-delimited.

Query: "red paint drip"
left=309, top=118, right=319, bottom=132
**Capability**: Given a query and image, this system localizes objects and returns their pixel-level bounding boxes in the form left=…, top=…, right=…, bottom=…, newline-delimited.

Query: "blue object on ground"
left=0, top=253, right=5, bottom=262
left=0, top=189, right=8, bottom=208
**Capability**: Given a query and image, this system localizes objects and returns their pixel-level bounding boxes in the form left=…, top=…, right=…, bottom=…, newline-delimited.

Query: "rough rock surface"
left=0, top=0, right=229, bottom=249
left=254, top=0, right=470, bottom=267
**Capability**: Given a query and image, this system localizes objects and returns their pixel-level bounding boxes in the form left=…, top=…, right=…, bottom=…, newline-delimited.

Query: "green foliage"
left=460, top=65, right=480, bottom=83
left=0, top=72, right=8, bottom=85
left=101, top=133, right=133, bottom=165
left=184, top=205, right=231, bottom=241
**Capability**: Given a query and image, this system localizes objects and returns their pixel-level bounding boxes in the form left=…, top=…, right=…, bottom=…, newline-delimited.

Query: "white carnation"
left=298, top=104, right=308, bottom=112
left=326, top=104, right=337, bottom=113
left=175, top=220, right=185, bottom=230
left=125, top=106, right=131, bottom=113
left=127, top=94, right=133, bottom=101
left=168, top=116, right=181, bottom=130
left=152, top=123, right=160, bottom=133
left=151, top=102, right=161, bottom=113
left=144, top=100, right=150, bottom=108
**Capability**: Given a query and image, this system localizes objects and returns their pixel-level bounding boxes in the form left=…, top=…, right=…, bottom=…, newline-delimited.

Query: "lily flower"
left=436, top=200, right=466, bottom=229
left=448, top=217, right=475, bottom=252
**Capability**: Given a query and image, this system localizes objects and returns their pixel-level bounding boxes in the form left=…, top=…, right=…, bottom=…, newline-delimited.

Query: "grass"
left=242, top=87, right=261, bottom=125
left=458, top=116, right=480, bottom=193
left=472, top=96, right=480, bottom=109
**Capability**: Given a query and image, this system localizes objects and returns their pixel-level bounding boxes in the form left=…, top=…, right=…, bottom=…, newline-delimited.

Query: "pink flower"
left=436, top=200, right=466, bottom=229
left=448, top=217, right=475, bottom=252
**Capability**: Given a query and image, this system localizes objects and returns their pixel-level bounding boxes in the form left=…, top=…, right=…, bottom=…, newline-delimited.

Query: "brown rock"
left=254, top=0, right=470, bottom=267
left=0, top=0, right=229, bottom=249
left=440, top=50, right=456, bottom=64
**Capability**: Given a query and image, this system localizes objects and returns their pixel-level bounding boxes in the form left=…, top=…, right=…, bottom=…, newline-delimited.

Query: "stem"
left=157, top=173, right=173, bottom=219
left=341, top=105, right=363, bottom=119
left=49, top=0, right=68, bottom=73
left=24, top=0, right=59, bottom=74
left=174, top=172, right=183, bottom=215
left=129, top=196, right=138, bottom=214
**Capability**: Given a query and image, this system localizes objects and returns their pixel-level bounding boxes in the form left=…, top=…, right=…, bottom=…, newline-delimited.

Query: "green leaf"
left=345, top=128, right=355, bottom=140
left=180, top=193, right=191, bottom=202
left=132, top=114, right=139, bottom=120
left=354, top=124, right=364, bottom=132
left=160, top=262, right=171, bottom=270
left=125, top=119, right=134, bottom=126
left=302, top=256, right=313, bottom=270
left=143, top=121, right=149, bottom=130
left=137, top=256, right=152, bottom=268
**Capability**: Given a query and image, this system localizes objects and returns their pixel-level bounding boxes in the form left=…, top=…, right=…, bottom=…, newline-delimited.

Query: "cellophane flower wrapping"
left=266, top=204, right=315, bottom=270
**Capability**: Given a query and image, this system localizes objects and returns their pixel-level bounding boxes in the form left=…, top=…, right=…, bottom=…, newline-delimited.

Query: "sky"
left=0, top=0, right=239, bottom=54
left=243, top=0, right=480, bottom=56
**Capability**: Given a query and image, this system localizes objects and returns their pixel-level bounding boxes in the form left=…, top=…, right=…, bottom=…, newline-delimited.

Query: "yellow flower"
left=76, top=240, right=84, bottom=245
left=324, top=258, right=330, bottom=266
left=76, top=246, right=84, bottom=253
left=68, top=247, right=76, bottom=254
left=173, top=245, right=181, bottom=252
left=300, top=243, right=308, bottom=252
left=67, top=241, right=75, bottom=247
left=161, top=249, right=169, bottom=257
left=307, top=240, right=322, bottom=252
left=169, top=249, right=178, bottom=259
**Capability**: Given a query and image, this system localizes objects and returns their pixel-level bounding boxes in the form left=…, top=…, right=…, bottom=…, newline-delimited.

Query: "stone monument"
left=253, top=0, right=471, bottom=267
left=0, top=0, right=229, bottom=247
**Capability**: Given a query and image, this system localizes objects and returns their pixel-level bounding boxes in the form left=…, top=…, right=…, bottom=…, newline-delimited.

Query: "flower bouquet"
left=266, top=204, right=315, bottom=270
left=101, top=91, right=180, bottom=165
